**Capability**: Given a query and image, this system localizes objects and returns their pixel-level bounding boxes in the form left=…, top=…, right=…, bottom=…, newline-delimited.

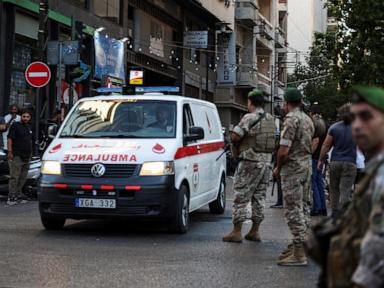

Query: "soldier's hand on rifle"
left=273, top=167, right=280, bottom=179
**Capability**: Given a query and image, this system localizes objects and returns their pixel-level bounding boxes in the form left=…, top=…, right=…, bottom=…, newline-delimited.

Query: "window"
left=60, top=100, right=177, bottom=139
left=93, top=0, right=120, bottom=24
left=128, top=5, right=134, bottom=21
left=183, top=104, right=194, bottom=138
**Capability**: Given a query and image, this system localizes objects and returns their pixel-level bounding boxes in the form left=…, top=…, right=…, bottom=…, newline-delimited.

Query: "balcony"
left=236, top=64, right=258, bottom=87
left=256, top=13, right=275, bottom=41
left=235, top=0, right=258, bottom=27
left=257, top=72, right=271, bottom=94
left=275, top=27, right=286, bottom=48
left=278, top=0, right=288, bottom=11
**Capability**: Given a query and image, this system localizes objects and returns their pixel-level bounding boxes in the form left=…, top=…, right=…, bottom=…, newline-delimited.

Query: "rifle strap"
left=248, top=112, right=266, bottom=131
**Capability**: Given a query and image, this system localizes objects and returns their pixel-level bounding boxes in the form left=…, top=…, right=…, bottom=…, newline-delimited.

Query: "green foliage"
left=289, top=0, right=384, bottom=120
left=288, top=32, right=347, bottom=121
left=326, top=0, right=384, bottom=88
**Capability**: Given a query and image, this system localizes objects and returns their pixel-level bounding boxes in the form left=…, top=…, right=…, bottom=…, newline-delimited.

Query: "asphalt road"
left=0, top=180, right=319, bottom=288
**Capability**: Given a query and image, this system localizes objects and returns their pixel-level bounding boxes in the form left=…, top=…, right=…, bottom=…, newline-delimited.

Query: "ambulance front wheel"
left=168, top=185, right=189, bottom=234
left=209, top=175, right=226, bottom=214
left=40, top=213, right=66, bottom=230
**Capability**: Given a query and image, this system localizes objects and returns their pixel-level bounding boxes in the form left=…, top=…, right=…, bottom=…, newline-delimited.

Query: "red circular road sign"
left=25, top=61, right=51, bottom=88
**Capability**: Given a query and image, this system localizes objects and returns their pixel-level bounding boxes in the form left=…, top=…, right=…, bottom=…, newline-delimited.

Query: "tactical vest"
left=327, top=158, right=384, bottom=288
left=239, top=113, right=276, bottom=154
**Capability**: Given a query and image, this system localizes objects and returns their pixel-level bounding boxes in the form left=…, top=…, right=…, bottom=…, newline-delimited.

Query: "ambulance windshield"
left=60, top=100, right=177, bottom=139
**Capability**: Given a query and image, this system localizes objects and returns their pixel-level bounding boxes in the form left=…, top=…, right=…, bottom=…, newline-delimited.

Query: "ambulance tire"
left=40, top=213, right=66, bottom=230
left=209, top=175, right=226, bottom=214
left=168, top=185, right=189, bottom=234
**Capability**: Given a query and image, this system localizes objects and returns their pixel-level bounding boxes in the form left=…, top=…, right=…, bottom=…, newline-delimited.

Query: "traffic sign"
left=25, top=61, right=51, bottom=88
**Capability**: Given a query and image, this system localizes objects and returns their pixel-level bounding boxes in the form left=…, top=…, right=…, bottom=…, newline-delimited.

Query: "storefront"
left=10, top=12, right=39, bottom=109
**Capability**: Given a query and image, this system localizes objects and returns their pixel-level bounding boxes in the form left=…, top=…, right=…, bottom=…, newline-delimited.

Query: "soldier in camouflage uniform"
left=273, top=88, right=314, bottom=266
left=223, top=90, right=275, bottom=243
left=318, top=86, right=384, bottom=288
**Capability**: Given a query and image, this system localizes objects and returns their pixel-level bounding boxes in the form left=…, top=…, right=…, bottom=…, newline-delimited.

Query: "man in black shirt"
left=310, top=104, right=327, bottom=216
left=6, top=110, right=33, bottom=206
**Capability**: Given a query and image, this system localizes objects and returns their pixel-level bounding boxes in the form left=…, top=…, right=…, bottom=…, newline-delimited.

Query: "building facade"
left=216, top=0, right=288, bottom=129
left=0, top=0, right=286, bottom=131
left=286, top=0, right=328, bottom=70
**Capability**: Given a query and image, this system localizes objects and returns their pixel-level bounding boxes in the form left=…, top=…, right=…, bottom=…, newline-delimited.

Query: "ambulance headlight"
left=41, top=161, right=62, bottom=175
left=140, top=161, right=174, bottom=176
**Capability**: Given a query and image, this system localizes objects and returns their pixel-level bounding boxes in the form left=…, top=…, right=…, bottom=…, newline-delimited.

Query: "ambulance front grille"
left=63, top=164, right=138, bottom=178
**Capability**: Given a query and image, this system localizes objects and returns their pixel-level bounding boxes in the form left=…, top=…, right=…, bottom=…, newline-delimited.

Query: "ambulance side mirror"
left=47, top=124, right=58, bottom=139
left=184, top=126, right=205, bottom=143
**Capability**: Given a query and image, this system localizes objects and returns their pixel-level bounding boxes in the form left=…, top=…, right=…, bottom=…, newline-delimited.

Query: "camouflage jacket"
left=233, top=107, right=272, bottom=162
left=350, top=153, right=384, bottom=288
left=280, top=107, right=314, bottom=172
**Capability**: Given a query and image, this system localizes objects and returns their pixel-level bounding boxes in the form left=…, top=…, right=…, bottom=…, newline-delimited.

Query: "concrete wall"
left=287, top=0, right=327, bottom=72
left=199, top=0, right=235, bottom=30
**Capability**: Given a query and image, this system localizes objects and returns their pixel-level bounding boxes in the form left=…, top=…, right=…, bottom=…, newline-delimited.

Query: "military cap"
left=351, top=86, right=384, bottom=112
left=248, top=89, right=264, bottom=99
left=284, top=87, right=303, bottom=102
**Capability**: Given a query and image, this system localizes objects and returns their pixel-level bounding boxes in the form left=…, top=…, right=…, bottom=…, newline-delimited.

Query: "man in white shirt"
left=2, top=105, right=21, bottom=152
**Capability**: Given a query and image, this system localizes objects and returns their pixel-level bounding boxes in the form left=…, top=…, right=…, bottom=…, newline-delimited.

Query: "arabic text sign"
left=184, top=31, right=208, bottom=49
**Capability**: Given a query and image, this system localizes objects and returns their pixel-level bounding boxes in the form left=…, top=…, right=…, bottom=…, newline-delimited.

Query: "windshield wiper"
left=60, top=134, right=91, bottom=138
left=98, top=134, right=141, bottom=138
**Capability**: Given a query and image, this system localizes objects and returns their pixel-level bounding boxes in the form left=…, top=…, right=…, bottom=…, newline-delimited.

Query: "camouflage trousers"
left=232, top=160, right=271, bottom=225
left=281, top=161, right=312, bottom=245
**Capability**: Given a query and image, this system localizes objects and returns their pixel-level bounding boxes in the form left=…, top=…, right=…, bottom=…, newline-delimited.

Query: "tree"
left=288, top=32, right=348, bottom=121
left=327, top=0, right=384, bottom=89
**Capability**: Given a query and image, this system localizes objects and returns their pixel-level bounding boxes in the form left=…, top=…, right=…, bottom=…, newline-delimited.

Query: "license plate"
left=75, top=198, right=116, bottom=209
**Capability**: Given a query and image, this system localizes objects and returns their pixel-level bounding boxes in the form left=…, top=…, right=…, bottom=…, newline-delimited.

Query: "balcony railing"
left=275, top=27, right=286, bottom=48
left=236, top=64, right=258, bottom=87
left=235, top=0, right=258, bottom=27
left=257, top=14, right=274, bottom=41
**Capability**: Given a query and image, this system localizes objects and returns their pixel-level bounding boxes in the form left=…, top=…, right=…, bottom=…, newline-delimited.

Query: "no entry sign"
left=25, top=61, right=51, bottom=88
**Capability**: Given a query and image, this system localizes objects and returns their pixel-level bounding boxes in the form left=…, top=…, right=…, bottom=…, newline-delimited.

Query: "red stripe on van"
left=174, top=141, right=225, bottom=160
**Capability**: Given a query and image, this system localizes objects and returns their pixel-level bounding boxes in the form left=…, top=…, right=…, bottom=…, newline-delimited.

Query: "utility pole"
left=69, top=16, right=76, bottom=110
left=36, top=0, right=49, bottom=154
left=274, top=32, right=279, bottom=112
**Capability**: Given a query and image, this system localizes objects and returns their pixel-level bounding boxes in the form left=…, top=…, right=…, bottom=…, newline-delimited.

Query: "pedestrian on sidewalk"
left=317, top=104, right=357, bottom=217
left=273, top=88, right=314, bottom=266
left=310, top=104, right=327, bottom=216
left=223, top=89, right=275, bottom=243
left=2, top=104, right=21, bottom=153
left=308, top=86, right=384, bottom=287
left=6, top=109, right=33, bottom=206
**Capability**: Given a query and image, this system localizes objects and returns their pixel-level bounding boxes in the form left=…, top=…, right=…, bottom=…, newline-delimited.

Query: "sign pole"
left=205, top=51, right=209, bottom=100
left=57, top=42, right=62, bottom=109
left=35, top=88, right=40, bottom=155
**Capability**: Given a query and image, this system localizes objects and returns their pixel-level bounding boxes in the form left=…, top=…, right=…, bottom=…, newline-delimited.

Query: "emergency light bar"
left=135, top=86, right=180, bottom=93
left=96, top=86, right=180, bottom=94
left=96, top=87, right=123, bottom=93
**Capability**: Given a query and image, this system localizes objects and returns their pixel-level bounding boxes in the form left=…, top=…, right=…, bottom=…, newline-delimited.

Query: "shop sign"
left=129, top=70, right=144, bottom=85
left=94, top=32, right=125, bottom=83
left=216, top=32, right=236, bottom=85
left=184, top=31, right=208, bottom=49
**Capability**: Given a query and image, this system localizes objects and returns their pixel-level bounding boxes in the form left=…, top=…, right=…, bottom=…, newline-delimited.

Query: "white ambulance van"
left=38, top=94, right=226, bottom=233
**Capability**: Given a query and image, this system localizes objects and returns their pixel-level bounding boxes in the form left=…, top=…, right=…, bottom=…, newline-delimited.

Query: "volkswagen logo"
left=91, top=163, right=106, bottom=178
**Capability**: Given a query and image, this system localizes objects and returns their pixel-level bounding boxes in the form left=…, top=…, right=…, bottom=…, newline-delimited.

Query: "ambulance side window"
left=183, top=104, right=194, bottom=137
